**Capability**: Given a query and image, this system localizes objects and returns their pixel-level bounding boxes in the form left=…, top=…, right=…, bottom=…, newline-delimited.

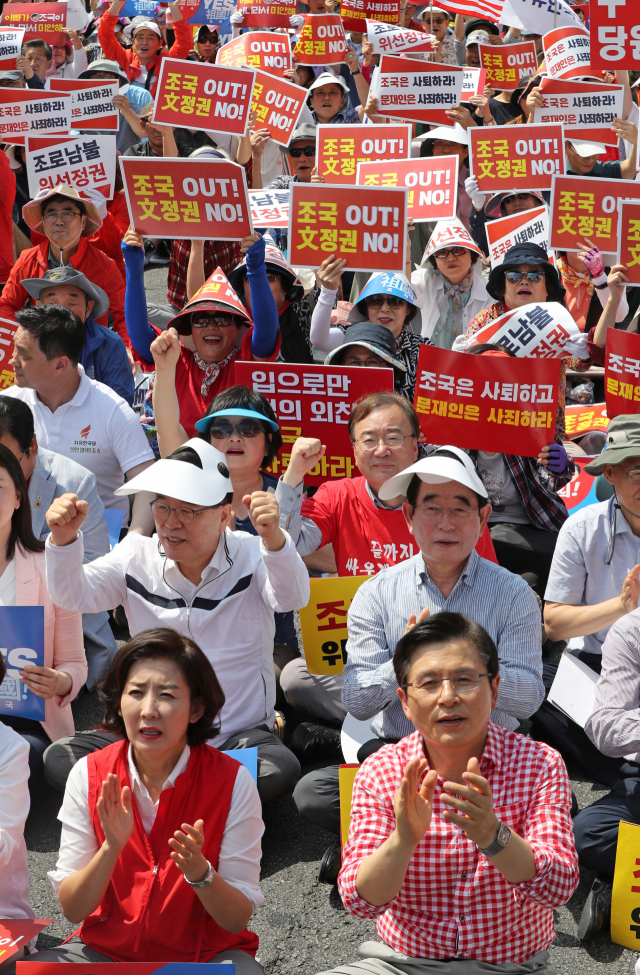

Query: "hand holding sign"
left=97, top=772, right=134, bottom=855
left=45, top=492, right=89, bottom=547
left=21, top=664, right=71, bottom=699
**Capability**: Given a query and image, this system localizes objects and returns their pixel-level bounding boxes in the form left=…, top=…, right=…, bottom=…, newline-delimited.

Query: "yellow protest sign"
left=299, top=575, right=368, bottom=675
left=611, top=820, right=640, bottom=948
left=339, top=763, right=359, bottom=847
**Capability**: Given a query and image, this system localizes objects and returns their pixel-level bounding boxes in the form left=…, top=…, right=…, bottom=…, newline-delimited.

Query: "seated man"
left=0, top=395, right=116, bottom=688
left=41, top=438, right=309, bottom=802
left=321, top=612, right=578, bottom=975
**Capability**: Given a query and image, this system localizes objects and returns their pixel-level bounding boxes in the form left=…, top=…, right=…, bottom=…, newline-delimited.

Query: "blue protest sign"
left=188, top=0, right=235, bottom=26
left=224, top=746, right=258, bottom=783
left=157, top=965, right=236, bottom=975
left=119, top=0, right=160, bottom=17
left=0, top=606, right=45, bottom=721
left=103, top=508, right=124, bottom=550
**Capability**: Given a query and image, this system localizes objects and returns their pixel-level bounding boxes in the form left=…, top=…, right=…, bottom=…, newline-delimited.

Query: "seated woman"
left=41, top=628, right=264, bottom=973
left=320, top=612, right=579, bottom=975
left=0, top=444, right=85, bottom=796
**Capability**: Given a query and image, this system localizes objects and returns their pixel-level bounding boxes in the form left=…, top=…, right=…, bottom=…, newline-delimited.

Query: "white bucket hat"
left=115, top=440, right=232, bottom=507
left=378, top=446, right=488, bottom=502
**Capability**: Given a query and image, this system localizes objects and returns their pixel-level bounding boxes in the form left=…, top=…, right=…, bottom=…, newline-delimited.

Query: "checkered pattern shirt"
left=167, top=239, right=242, bottom=309
left=338, top=725, right=579, bottom=964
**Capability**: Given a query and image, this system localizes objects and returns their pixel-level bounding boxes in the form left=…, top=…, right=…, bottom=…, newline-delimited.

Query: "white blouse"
left=48, top=744, right=265, bottom=912
left=0, top=559, right=16, bottom=606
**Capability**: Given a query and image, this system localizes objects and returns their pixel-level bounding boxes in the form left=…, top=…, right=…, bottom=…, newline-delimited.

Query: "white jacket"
left=0, top=723, right=33, bottom=924
left=45, top=528, right=310, bottom=744
left=411, top=264, right=492, bottom=343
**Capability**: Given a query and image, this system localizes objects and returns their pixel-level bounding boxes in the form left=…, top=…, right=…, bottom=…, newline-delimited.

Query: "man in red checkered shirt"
left=321, top=613, right=579, bottom=975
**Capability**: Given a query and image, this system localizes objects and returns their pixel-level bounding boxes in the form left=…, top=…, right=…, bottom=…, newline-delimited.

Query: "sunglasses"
left=435, top=246, right=468, bottom=258
left=365, top=295, right=407, bottom=309
left=504, top=269, right=545, bottom=284
left=289, top=146, right=316, bottom=158
left=191, top=312, right=237, bottom=328
left=266, top=272, right=282, bottom=282
left=208, top=419, right=264, bottom=439
left=503, top=192, right=533, bottom=203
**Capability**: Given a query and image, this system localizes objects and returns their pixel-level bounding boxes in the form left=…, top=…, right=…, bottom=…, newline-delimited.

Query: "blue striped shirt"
left=343, top=549, right=544, bottom=737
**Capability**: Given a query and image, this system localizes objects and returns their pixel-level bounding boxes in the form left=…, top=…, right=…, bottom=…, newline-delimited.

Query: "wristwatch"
left=352, top=68, right=361, bottom=75
left=478, top=821, right=512, bottom=857
left=184, top=859, right=215, bottom=888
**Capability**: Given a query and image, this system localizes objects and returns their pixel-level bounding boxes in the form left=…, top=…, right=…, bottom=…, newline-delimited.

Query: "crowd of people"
left=1, top=0, right=640, bottom=972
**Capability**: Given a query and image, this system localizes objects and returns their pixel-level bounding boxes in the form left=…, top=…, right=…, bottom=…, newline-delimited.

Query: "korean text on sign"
left=469, top=301, right=581, bottom=358
left=460, top=67, right=486, bottom=102
left=611, top=821, right=640, bottom=949
left=589, top=0, right=640, bottom=70
left=0, top=28, right=25, bottom=69
left=316, top=123, right=410, bottom=185
left=152, top=58, right=255, bottom=136
left=341, top=0, right=400, bottom=33
left=564, top=403, right=609, bottom=439
left=0, top=3, right=66, bottom=43
left=542, top=26, right=591, bottom=80
left=356, top=154, right=458, bottom=222
left=249, top=189, right=289, bottom=228
left=49, top=79, right=119, bottom=131
left=550, top=174, right=640, bottom=254
left=0, top=318, right=19, bottom=391
left=217, top=32, right=291, bottom=76
left=534, top=77, right=623, bottom=147
left=617, top=200, right=640, bottom=287
left=366, top=19, right=435, bottom=55
left=251, top=70, right=306, bottom=147
left=26, top=134, right=116, bottom=201
left=237, top=0, right=297, bottom=28
left=299, top=576, right=367, bottom=675
left=478, top=40, right=537, bottom=91
left=485, top=206, right=549, bottom=269
left=605, top=329, right=640, bottom=418
left=0, top=90, right=71, bottom=144
left=375, top=55, right=463, bottom=114
left=293, top=15, right=348, bottom=66
left=234, top=362, right=394, bottom=486
left=469, top=124, right=565, bottom=192
left=413, top=345, right=560, bottom=456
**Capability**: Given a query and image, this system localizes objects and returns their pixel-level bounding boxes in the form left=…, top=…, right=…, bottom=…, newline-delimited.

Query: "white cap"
left=115, top=439, right=232, bottom=507
left=308, top=71, right=350, bottom=94
left=131, top=19, right=162, bottom=37
left=378, top=446, right=488, bottom=502
left=422, top=122, right=469, bottom=146
left=466, top=30, right=489, bottom=45
left=567, top=139, right=607, bottom=158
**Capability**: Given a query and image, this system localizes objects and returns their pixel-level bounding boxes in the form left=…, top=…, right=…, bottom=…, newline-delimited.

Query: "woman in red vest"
left=41, top=628, right=265, bottom=974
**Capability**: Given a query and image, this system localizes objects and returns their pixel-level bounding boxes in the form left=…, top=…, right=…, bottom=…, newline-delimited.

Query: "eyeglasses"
left=150, top=501, right=217, bottom=524
left=504, top=269, right=545, bottom=284
left=208, top=419, right=264, bottom=439
left=344, top=356, right=385, bottom=368
left=365, top=295, right=407, bottom=309
left=503, top=192, right=534, bottom=203
left=619, top=469, right=640, bottom=483
left=354, top=433, right=415, bottom=450
left=415, top=503, right=479, bottom=521
left=289, top=145, right=316, bottom=158
left=191, top=312, right=237, bottom=328
left=43, top=209, right=83, bottom=222
left=435, top=247, right=468, bottom=259
left=403, top=672, right=491, bottom=696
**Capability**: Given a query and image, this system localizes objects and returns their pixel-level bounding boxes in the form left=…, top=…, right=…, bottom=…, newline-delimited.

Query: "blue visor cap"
left=195, top=406, right=280, bottom=434
left=357, top=273, right=418, bottom=307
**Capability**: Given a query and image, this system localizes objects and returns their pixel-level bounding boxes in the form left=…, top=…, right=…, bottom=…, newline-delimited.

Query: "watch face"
left=497, top=822, right=511, bottom=847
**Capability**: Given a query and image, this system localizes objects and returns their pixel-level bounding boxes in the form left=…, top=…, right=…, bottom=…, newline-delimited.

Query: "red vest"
left=81, top=740, right=259, bottom=962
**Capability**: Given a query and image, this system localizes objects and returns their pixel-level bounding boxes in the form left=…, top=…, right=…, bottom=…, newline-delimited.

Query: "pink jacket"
left=16, top=547, right=86, bottom=742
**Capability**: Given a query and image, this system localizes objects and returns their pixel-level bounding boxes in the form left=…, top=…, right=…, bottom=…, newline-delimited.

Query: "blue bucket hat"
left=349, top=272, right=423, bottom=331
left=195, top=405, right=279, bottom=435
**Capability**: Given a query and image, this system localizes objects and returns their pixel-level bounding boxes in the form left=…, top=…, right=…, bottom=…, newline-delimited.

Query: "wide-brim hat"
left=379, top=446, right=488, bottom=502
left=78, top=58, right=128, bottom=83
left=419, top=122, right=469, bottom=158
left=584, top=416, right=640, bottom=474
left=195, top=405, right=279, bottom=434
left=325, top=322, right=406, bottom=372
left=567, top=139, right=607, bottom=157
left=22, top=185, right=102, bottom=237
left=486, top=241, right=564, bottom=301
left=348, top=272, right=423, bottom=332
left=484, top=189, right=545, bottom=218
left=308, top=71, right=349, bottom=95
left=114, top=439, right=232, bottom=507
left=281, top=122, right=317, bottom=155
left=168, top=267, right=253, bottom=335
left=21, top=266, right=110, bottom=319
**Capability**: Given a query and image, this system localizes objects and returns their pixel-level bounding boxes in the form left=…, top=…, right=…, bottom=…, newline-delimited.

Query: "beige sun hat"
left=22, top=185, right=102, bottom=237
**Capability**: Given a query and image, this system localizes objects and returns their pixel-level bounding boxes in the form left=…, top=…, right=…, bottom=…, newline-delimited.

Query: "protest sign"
left=341, top=0, right=400, bottom=33
left=184, top=0, right=236, bottom=25
left=366, top=19, right=434, bottom=55
left=317, top=123, right=411, bottom=184
left=0, top=318, right=20, bottom=390
left=0, top=28, right=25, bottom=70
left=374, top=56, right=464, bottom=125
left=18, top=967, right=237, bottom=975
left=460, top=66, right=487, bottom=102
left=469, top=124, right=565, bottom=193
left=26, top=134, right=117, bottom=201
left=49, top=79, right=119, bottom=132
left=467, top=301, right=582, bottom=357
left=152, top=58, right=255, bottom=136
left=249, top=188, right=289, bottom=228
left=0, top=89, right=71, bottom=146
left=611, top=821, right=640, bottom=948
left=292, top=15, right=348, bottom=66
left=120, top=0, right=160, bottom=15
left=0, top=3, right=66, bottom=43
left=605, top=329, right=640, bottom=418
left=478, top=40, right=537, bottom=91
left=299, top=576, right=367, bottom=675
left=0, top=921, right=52, bottom=964
left=557, top=456, right=600, bottom=514
left=251, top=70, right=306, bottom=146
left=339, top=764, right=358, bottom=846
left=499, top=0, right=582, bottom=35
left=288, top=183, right=407, bottom=273
left=589, top=0, right=639, bottom=71
left=564, top=402, right=609, bottom=439
left=236, top=0, right=296, bottom=27
left=413, top=346, right=560, bottom=456
left=617, top=200, right=640, bottom=286
left=0, top=607, right=45, bottom=721
left=120, top=157, right=252, bottom=241
left=217, top=32, right=291, bottom=76
left=550, top=174, right=640, bottom=254
left=485, top=206, right=549, bottom=268
left=357, top=155, right=458, bottom=222
left=234, top=361, right=394, bottom=486
left=542, top=25, right=591, bottom=80
left=534, top=77, right=622, bottom=147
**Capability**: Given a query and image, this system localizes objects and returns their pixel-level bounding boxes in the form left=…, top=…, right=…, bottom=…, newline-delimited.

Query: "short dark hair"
left=348, top=391, right=421, bottom=441
left=200, top=385, right=283, bottom=469
left=405, top=448, right=487, bottom=510
left=23, top=39, right=52, bottom=59
left=40, top=194, right=85, bottom=218
left=0, top=444, right=45, bottom=560
left=0, top=396, right=35, bottom=454
left=98, top=627, right=226, bottom=745
left=15, top=305, right=86, bottom=366
left=393, top=611, right=499, bottom=690
left=466, top=342, right=516, bottom=358
left=428, top=249, right=479, bottom=270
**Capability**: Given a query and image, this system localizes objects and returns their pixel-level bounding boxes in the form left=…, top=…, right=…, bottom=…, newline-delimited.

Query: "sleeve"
left=216, top=765, right=265, bottom=913
left=167, top=16, right=193, bottom=59
left=110, top=399, right=155, bottom=475
left=254, top=531, right=310, bottom=613
left=341, top=581, right=399, bottom=720
left=26, top=74, right=45, bottom=89
left=309, top=286, right=346, bottom=352
left=45, top=532, right=130, bottom=615
left=299, top=481, right=340, bottom=550
left=493, top=580, right=544, bottom=721
left=245, top=236, right=280, bottom=359
left=592, top=274, right=629, bottom=321
left=74, top=470, right=110, bottom=563
left=585, top=622, right=640, bottom=756
left=468, top=204, right=489, bottom=257
left=275, top=477, right=323, bottom=555
left=48, top=758, right=99, bottom=891
left=97, top=12, right=131, bottom=73
left=0, top=732, right=30, bottom=872
left=0, top=255, right=28, bottom=323
left=586, top=326, right=606, bottom=366
left=453, top=38, right=466, bottom=64
left=52, top=602, right=87, bottom=706
left=99, top=253, right=128, bottom=345
left=543, top=519, right=588, bottom=605
left=71, top=45, right=88, bottom=77
left=0, top=151, right=16, bottom=283
left=100, top=332, right=135, bottom=406
left=122, top=240, right=156, bottom=364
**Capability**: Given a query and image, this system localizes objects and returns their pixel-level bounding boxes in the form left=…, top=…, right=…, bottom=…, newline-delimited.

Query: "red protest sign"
left=0, top=89, right=71, bottom=146
left=375, top=55, right=464, bottom=126
left=0, top=3, right=65, bottom=43
left=543, top=26, right=591, bottom=80
left=469, top=124, right=565, bottom=192
left=413, top=345, right=560, bottom=456
left=557, top=455, right=599, bottom=514
left=366, top=19, right=434, bottom=55
left=564, top=402, right=609, bottom=439
left=535, top=77, right=622, bottom=147
left=617, top=200, right=640, bottom=287
left=120, top=157, right=252, bottom=241
left=288, top=183, right=407, bottom=273
left=236, top=0, right=296, bottom=27
left=460, top=66, right=487, bottom=101
left=550, top=174, right=640, bottom=254
left=589, top=0, right=639, bottom=70
left=49, top=78, right=118, bottom=131
left=234, top=362, right=395, bottom=485
left=341, top=0, right=400, bottom=33
left=317, top=123, right=411, bottom=184
left=357, top=155, right=458, bottom=222
left=0, top=920, right=52, bottom=963
left=216, top=31, right=291, bottom=76
left=485, top=206, right=549, bottom=268
left=19, top=967, right=167, bottom=975
left=605, top=329, right=640, bottom=417
left=152, top=58, right=255, bottom=136
left=293, top=15, right=348, bottom=66
left=251, top=70, right=306, bottom=146
left=0, top=27, right=25, bottom=69
left=478, top=41, right=537, bottom=91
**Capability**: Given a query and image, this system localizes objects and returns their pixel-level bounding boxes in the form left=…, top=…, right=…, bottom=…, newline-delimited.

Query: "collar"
left=365, top=478, right=403, bottom=511
left=163, top=526, right=238, bottom=588
left=46, top=234, right=88, bottom=269
left=126, top=742, right=190, bottom=800
left=82, top=317, right=105, bottom=355
left=416, top=547, right=479, bottom=590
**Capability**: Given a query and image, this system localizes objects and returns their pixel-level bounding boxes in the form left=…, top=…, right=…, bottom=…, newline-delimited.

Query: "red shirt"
left=300, top=475, right=496, bottom=576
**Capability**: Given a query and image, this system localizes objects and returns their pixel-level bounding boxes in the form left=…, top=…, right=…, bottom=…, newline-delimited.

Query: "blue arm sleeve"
left=245, top=235, right=280, bottom=359
left=122, top=240, right=156, bottom=364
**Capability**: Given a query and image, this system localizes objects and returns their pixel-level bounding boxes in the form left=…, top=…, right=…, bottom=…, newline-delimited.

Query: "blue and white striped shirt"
left=342, top=549, right=544, bottom=737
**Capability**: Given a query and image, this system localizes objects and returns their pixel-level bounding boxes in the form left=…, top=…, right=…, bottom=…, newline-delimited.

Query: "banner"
left=589, top=0, right=639, bottom=70
left=288, top=183, right=407, bottom=273
left=251, top=69, right=306, bottom=146
left=557, top=455, right=599, bottom=513
left=292, top=15, right=348, bottom=66
left=617, top=199, right=640, bottom=287
left=120, top=157, right=252, bottom=241
left=564, top=402, right=609, bottom=439
left=339, top=764, right=358, bottom=847
left=611, top=820, right=640, bottom=948
left=534, top=77, right=622, bottom=147
left=0, top=27, right=25, bottom=70
left=499, top=0, right=583, bottom=35
left=236, top=0, right=296, bottom=27
left=26, top=134, right=117, bottom=201
left=605, top=329, right=640, bottom=418
left=357, top=154, right=458, bottom=222
left=413, top=345, right=560, bottom=456
left=478, top=40, right=537, bottom=91
left=0, top=317, right=19, bottom=389
left=485, top=206, right=549, bottom=268
left=0, top=921, right=52, bottom=964
left=341, top=0, right=400, bottom=33
left=184, top=0, right=236, bottom=25
left=316, top=122, right=411, bottom=184
left=249, top=188, right=289, bottom=228
left=542, top=25, right=591, bottom=80
left=0, top=607, right=45, bottom=721
left=366, top=19, right=435, bottom=55
left=460, top=66, right=487, bottom=102
left=216, top=32, right=291, bottom=76
left=549, top=174, right=640, bottom=255
left=374, top=56, right=464, bottom=125
left=0, top=89, right=71, bottom=146
left=152, top=58, right=255, bottom=136
left=298, top=576, right=367, bottom=675
left=0, top=3, right=66, bottom=43
left=49, top=78, right=119, bottom=132
left=234, top=361, right=395, bottom=486
left=469, top=124, right=565, bottom=192
left=467, top=301, right=582, bottom=357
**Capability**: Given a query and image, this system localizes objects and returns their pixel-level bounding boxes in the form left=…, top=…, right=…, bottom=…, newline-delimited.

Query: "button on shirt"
left=545, top=498, right=640, bottom=656
left=343, top=550, right=544, bottom=735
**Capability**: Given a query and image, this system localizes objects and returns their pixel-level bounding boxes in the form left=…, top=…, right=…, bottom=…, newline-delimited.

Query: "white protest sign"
left=49, top=79, right=119, bottom=131
left=249, top=188, right=290, bottom=228
left=534, top=78, right=623, bottom=143
left=500, top=0, right=582, bottom=34
left=366, top=19, right=435, bottom=54
left=485, top=206, right=549, bottom=269
left=26, top=134, right=117, bottom=200
left=0, top=89, right=71, bottom=145
left=468, top=301, right=582, bottom=357
left=543, top=25, right=591, bottom=81
left=376, top=56, right=462, bottom=115
left=548, top=652, right=598, bottom=728
left=460, top=67, right=487, bottom=102
left=0, top=28, right=25, bottom=68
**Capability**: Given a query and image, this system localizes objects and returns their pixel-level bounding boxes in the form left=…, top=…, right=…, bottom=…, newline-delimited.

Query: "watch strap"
left=478, top=821, right=510, bottom=857
left=184, top=859, right=215, bottom=888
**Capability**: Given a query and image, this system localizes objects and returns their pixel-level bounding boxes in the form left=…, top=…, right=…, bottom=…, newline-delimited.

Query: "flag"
left=500, top=0, right=582, bottom=33
left=446, top=0, right=504, bottom=21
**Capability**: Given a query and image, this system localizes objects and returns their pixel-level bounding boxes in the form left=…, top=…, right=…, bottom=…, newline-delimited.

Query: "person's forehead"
left=355, top=405, right=411, bottom=432
left=313, top=85, right=342, bottom=96
left=134, top=29, right=158, bottom=38
left=611, top=456, right=640, bottom=471
left=408, top=638, right=484, bottom=678
left=416, top=477, right=475, bottom=501
left=42, top=284, right=85, bottom=297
